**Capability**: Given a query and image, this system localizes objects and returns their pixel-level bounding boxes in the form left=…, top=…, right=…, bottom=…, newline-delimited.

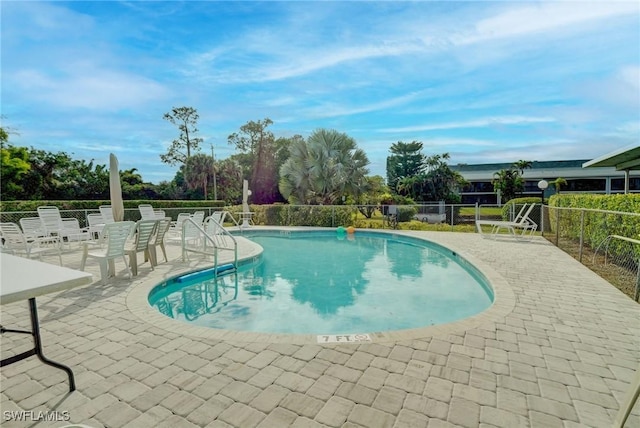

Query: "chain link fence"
left=1, top=203, right=508, bottom=231
left=542, top=205, right=640, bottom=302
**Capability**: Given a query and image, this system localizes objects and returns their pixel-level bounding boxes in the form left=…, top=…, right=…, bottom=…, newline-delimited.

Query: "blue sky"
left=2, top=1, right=639, bottom=184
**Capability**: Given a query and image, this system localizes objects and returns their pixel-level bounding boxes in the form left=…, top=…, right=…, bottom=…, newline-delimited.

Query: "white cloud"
left=455, top=1, right=639, bottom=45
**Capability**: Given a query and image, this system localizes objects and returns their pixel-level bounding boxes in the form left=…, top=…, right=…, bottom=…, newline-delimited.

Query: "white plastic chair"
left=37, top=206, right=90, bottom=246
left=148, top=217, right=171, bottom=266
left=191, top=211, right=205, bottom=226
left=87, top=213, right=105, bottom=239
left=99, top=205, right=116, bottom=224
left=61, top=218, right=91, bottom=244
left=0, top=222, right=62, bottom=265
left=138, top=204, right=157, bottom=220
left=80, top=221, right=135, bottom=284
left=475, top=203, right=538, bottom=238
left=169, top=213, right=191, bottom=238
left=19, top=217, right=46, bottom=241
left=204, top=212, right=230, bottom=247
left=125, top=220, right=158, bottom=276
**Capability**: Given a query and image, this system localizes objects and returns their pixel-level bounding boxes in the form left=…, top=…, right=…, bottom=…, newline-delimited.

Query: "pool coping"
left=125, top=227, right=516, bottom=344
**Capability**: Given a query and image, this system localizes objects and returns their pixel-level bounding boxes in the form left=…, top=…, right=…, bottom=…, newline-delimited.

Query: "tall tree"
left=386, top=141, right=425, bottom=193
left=184, top=154, right=214, bottom=200
left=160, top=106, right=203, bottom=166
left=424, top=153, right=467, bottom=202
left=228, top=118, right=278, bottom=204
left=279, top=129, right=370, bottom=204
left=215, top=158, right=244, bottom=204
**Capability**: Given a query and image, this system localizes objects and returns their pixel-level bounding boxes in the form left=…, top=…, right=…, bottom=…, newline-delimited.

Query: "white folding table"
left=1, top=254, right=93, bottom=391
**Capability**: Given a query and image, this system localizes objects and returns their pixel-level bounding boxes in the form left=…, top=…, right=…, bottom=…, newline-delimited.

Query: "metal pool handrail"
left=181, top=218, right=238, bottom=277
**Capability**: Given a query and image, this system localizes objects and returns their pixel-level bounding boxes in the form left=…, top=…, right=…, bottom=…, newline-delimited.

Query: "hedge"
left=0, top=199, right=226, bottom=212
left=245, top=204, right=357, bottom=227
left=548, top=193, right=640, bottom=248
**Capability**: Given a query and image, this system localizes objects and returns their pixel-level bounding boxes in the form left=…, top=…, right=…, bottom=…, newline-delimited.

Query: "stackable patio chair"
left=475, top=203, right=538, bottom=239
left=0, top=222, right=62, bottom=265
left=80, top=221, right=135, bottom=284
left=147, top=217, right=171, bottom=266
left=124, top=220, right=158, bottom=276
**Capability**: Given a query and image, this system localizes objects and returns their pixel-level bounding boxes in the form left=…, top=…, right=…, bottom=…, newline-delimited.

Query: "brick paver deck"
left=1, top=229, right=638, bottom=427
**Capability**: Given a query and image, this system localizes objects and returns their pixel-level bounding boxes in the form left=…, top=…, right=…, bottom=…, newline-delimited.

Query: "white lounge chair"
left=138, top=204, right=165, bottom=220
left=99, top=205, right=116, bottom=224
left=204, top=212, right=231, bottom=247
left=87, top=213, right=106, bottom=239
left=191, top=211, right=205, bottom=225
left=80, top=221, right=135, bottom=284
left=61, top=218, right=92, bottom=244
left=0, top=222, right=62, bottom=265
left=37, top=206, right=91, bottom=246
left=475, top=203, right=538, bottom=239
left=19, top=217, right=46, bottom=241
left=168, top=213, right=191, bottom=238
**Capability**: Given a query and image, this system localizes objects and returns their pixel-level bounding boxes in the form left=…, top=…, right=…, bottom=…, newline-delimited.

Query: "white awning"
left=582, top=145, right=640, bottom=171
left=583, top=145, right=640, bottom=194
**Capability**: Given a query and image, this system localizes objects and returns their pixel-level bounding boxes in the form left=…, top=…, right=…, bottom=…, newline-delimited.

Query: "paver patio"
left=1, top=229, right=638, bottom=427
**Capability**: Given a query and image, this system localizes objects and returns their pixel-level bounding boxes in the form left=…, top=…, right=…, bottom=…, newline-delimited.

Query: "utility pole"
left=211, top=143, right=218, bottom=201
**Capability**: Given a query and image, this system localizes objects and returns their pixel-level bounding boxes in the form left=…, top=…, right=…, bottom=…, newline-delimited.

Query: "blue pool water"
left=148, top=231, right=494, bottom=334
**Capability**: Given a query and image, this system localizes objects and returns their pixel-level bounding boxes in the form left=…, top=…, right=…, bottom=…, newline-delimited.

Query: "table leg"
left=0, top=299, right=76, bottom=391
left=29, top=298, right=76, bottom=391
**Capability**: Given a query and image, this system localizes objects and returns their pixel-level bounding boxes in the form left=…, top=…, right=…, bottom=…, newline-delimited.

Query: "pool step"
left=175, top=263, right=236, bottom=283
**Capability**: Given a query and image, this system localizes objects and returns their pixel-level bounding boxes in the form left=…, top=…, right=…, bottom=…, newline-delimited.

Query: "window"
left=611, top=177, right=640, bottom=191
left=565, top=179, right=606, bottom=192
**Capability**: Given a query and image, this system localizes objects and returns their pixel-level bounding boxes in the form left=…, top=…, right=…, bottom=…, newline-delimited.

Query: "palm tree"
left=279, top=129, right=370, bottom=204
left=278, top=137, right=312, bottom=204
left=184, top=154, right=214, bottom=199
left=552, top=177, right=568, bottom=194
left=493, top=168, right=524, bottom=202
left=514, top=160, right=533, bottom=175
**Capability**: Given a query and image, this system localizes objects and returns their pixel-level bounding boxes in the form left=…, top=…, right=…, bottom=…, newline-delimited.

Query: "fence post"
left=579, top=209, right=585, bottom=262
left=555, top=207, right=560, bottom=246
left=450, top=205, right=454, bottom=231
left=635, top=264, right=640, bottom=302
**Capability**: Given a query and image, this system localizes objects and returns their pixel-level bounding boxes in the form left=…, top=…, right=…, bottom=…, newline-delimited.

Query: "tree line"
left=1, top=107, right=469, bottom=205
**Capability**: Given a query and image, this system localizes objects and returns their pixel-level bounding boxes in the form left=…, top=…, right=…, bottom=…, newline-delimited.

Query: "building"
left=452, top=159, right=640, bottom=204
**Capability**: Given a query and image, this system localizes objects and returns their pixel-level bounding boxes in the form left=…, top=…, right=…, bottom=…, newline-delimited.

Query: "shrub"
left=396, top=206, right=418, bottom=222
left=548, top=194, right=640, bottom=248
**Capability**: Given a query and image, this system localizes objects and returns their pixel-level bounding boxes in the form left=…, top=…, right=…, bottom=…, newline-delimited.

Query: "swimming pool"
left=148, top=230, right=494, bottom=335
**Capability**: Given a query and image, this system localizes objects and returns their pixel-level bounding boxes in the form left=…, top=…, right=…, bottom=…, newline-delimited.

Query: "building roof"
left=452, top=160, right=589, bottom=172
left=582, top=145, right=640, bottom=171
